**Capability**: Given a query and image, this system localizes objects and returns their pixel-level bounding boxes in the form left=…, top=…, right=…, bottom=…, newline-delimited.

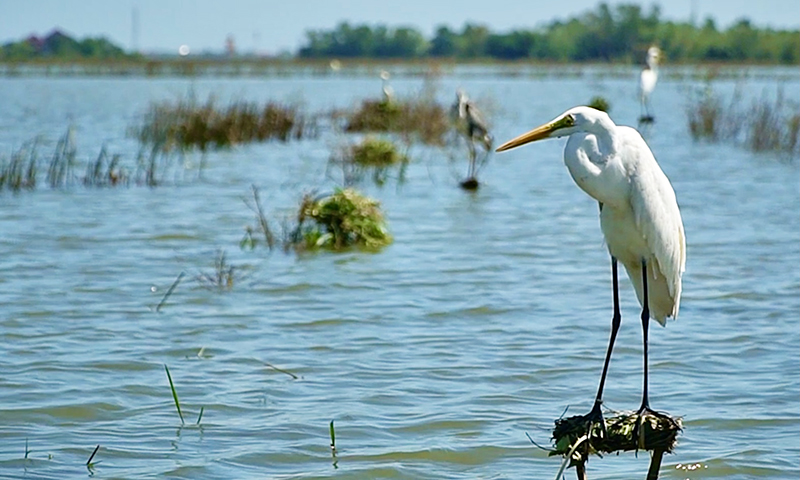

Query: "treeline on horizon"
left=299, top=3, right=799, bottom=64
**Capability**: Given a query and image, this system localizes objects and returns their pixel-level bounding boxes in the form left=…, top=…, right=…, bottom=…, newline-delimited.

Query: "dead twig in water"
left=156, top=271, right=185, bottom=312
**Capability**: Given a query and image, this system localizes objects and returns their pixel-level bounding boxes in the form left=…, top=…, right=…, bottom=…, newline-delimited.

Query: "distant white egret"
left=639, top=46, right=660, bottom=122
left=380, top=70, right=394, bottom=103
left=452, top=89, right=493, bottom=184
left=496, top=106, right=686, bottom=438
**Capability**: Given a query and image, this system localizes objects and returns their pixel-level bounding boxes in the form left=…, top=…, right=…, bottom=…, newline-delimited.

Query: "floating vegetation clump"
left=345, top=99, right=403, bottom=133
left=344, top=97, right=449, bottom=146
left=687, top=85, right=799, bottom=155
left=551, top=410, right=682, bottom=465
left=133, top=95, right=311, bottom=152
left=350, top=136, right=407, bottom=167
left=290, top=188, right=392, bottom=251
left=328, top=136, right=409, bottom=186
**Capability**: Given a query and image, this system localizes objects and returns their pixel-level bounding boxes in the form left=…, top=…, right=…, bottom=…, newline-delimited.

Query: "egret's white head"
left=646, top=46, right=661, bottom=68
left=495, top=106, right=613, bottom=152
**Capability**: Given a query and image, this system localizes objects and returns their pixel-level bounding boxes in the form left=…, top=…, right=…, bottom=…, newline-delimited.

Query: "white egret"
left=496, top=106, right=686, bottom=439
left=639, top=46, right=660, bottom=122
left=380, top=70, right=394, bottom=103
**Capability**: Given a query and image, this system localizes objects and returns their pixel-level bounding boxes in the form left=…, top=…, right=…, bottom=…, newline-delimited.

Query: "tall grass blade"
left=164, top=364, right=185, bottom=425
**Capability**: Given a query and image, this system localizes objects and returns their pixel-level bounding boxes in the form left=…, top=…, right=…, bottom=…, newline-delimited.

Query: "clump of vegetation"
left=687, top=85, right=799, bottom=155
left=588, top=96, right=611, bottom=112
left=328, top=136, right=409, bottom=186
left=345, top=99, right=403, bottom=132
left=344, top=97, right=449, bottom=145
left=350, top=136, right=406, bottom=167
left=133, top=95, right=311, bottom=152
left=289, top=188, right=392, bottom=251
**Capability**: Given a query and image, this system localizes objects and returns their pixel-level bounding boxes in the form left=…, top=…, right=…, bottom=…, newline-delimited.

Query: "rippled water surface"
left=0, top=66, right=798, bottom=479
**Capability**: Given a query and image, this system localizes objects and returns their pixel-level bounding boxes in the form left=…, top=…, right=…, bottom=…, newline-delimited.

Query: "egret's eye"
left=565, top=115, right=575, bottom=126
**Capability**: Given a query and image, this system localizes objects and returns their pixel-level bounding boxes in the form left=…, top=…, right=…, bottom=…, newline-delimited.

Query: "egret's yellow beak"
left=495, top=115, right=571, bottom=152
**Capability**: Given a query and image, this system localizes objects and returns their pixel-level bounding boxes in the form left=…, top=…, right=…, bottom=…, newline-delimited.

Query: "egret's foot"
left=459, top=177, right=479, bottom=190
left=580, top=401, right=608, bottom=448
left=632, top=405, right=671, bottom=451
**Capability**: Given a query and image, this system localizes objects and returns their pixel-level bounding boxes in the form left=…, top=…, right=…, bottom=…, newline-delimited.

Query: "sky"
left=1, top=0, right=798, bottom=55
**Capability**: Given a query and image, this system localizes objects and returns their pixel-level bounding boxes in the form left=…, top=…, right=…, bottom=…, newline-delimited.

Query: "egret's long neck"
left=563, top=120, right=626, bottom=206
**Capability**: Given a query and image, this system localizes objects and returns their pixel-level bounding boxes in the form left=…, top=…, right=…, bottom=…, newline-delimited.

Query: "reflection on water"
left=0, top=66, right=798, bottom=479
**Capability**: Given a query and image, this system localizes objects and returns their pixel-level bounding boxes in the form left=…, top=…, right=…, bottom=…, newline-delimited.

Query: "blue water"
left=0, top=65, right=798, bottom=479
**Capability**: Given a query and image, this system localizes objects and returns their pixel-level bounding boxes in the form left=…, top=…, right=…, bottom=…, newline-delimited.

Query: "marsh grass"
left=84, top=146, right=128, bottom=187
left=47, top=127, right=77, bottom=188
left=133, top=95, right=312, bottom=153
left=288, top=188, right=392, bottom=252
left=241, top=185, right=276, bottom=250
left=1, top=129, right=176, bottom=193
left=0, top=140, right=38, bottom=192
left=197, top=249, right=240, bottom=290
left=687, top=84, right=799, bottom=155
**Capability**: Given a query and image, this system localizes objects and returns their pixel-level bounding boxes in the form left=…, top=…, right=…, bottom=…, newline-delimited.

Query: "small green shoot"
left=196, top=406, right=204, bottom=425
left=329, top=419, right=338, bottom=469
left=329, top=420, right=336, bottom=453
left=164, top=364, right=184, bottom=425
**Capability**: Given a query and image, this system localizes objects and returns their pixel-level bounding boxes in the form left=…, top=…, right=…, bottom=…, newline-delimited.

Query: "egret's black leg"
left=632, top=259, right=667, bottom=450
left=639, top=259, right=651, bottom=411
left=581, top=257, right=622, bottom=442
left=594, top=257, right=622, bottom=407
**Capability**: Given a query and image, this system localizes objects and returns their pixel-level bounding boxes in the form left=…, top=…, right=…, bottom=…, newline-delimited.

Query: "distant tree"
left=430, top=26, right=459, bottom=57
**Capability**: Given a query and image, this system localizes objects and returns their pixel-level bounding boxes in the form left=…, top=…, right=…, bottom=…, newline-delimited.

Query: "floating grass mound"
left=292, top=188, right=392, bottom=251
left=345, top=98, right=449, bottom=145
left=346, top=99, right=403, bottom=133
left=551, top=410, right=682, bottom=465
left=350, top=136, right=406, bottom=167
left=133, top=96, right=308, bottom=152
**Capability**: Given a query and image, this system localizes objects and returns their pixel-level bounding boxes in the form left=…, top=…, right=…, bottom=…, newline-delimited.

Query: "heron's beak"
left=495, top=121, right=558, bottom=152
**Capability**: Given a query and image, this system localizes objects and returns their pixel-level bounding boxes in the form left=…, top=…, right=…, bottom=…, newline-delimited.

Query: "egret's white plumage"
left=496, top=105, right=685, bottom=422
left=639, top=46, right=660, bottom=118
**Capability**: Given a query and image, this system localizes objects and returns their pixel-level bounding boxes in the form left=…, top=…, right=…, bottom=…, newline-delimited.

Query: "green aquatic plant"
left=164, top=364, right=185, bottom=425
left=290, top=188, right=392, bottom=251
left=164, top=364, right=204, bottom=426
